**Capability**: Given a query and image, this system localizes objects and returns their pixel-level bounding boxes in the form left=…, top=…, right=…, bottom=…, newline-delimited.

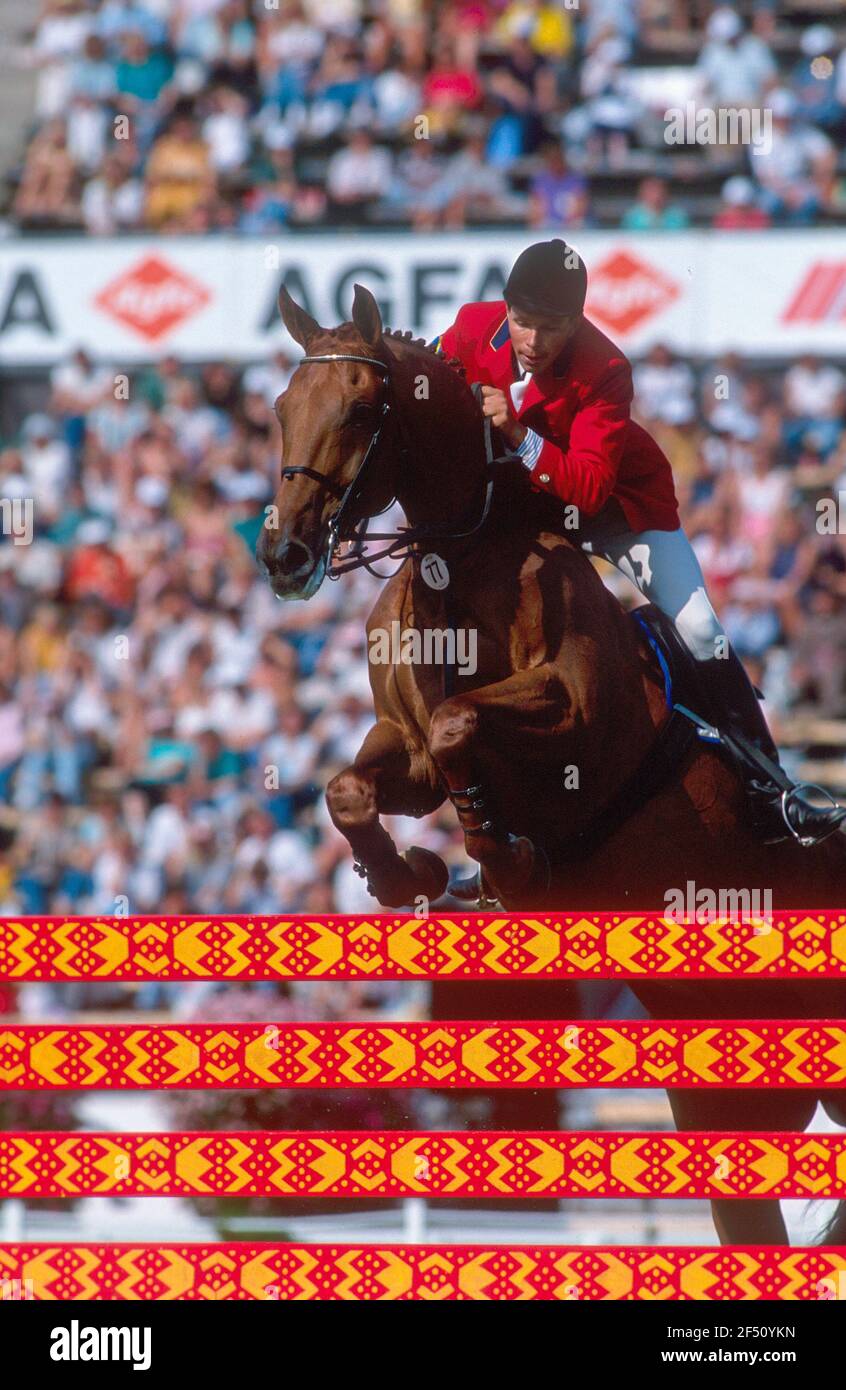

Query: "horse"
left=257, top=283, right=846, bottom=1249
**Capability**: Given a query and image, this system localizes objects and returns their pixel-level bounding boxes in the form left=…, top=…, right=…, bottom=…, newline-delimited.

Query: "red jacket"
left=435, top=300, right=680, bottom=533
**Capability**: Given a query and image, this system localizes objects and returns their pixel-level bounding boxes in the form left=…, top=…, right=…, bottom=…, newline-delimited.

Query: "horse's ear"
left=351, top=283, right=383, bottom=348
left=278, top=285, right=320, bottom=348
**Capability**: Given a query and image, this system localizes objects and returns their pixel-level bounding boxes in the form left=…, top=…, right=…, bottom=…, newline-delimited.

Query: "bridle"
left=279, top=352, right=497, bottom=580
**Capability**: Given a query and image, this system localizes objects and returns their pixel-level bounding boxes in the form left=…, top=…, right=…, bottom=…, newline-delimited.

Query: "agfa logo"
left=586, top=250, right=680, bottom=335
left=94, top=255, right=211, bottom=341
left=781, top=262, right=846, bottom=323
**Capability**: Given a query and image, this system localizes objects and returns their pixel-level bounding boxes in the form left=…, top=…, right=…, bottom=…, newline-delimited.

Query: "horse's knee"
left=326, top=767, right=377, bottom=831
left=428, top=698, right=478, bottom=769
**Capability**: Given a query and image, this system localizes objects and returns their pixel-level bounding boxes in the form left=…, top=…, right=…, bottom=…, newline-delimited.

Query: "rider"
left=432, top=237, right=845, bottom=846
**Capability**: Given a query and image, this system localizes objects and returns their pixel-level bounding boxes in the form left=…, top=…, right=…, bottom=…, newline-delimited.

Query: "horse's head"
left=258, top=283, right=399, bottom=600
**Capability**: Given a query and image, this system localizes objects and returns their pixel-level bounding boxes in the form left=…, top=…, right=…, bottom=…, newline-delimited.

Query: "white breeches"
left=580, top=525, right=725, bottom=662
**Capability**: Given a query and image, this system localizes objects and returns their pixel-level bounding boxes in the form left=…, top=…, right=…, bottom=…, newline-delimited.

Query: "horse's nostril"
left=276, top=539, right=312, bottom=577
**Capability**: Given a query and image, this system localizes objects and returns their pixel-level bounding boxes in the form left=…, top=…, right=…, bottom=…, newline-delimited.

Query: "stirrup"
left=780, top=782, right=846, bottom=848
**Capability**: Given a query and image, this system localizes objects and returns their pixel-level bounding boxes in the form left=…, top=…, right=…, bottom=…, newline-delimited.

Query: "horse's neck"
left=388, top=345, right=487, bottom=529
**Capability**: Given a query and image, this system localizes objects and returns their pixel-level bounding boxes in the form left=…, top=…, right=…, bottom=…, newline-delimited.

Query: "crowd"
left=0, top=344, right=461, bottom=933
left=7, top=0, right=846, bottom=234
left=0, top=338, right=844, bottom=947
left=2, top=0, right=846, bottom=1030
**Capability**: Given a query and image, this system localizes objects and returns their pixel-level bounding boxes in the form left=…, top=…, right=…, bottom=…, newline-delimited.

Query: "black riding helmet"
left=504, top=239, right=588, bottom=317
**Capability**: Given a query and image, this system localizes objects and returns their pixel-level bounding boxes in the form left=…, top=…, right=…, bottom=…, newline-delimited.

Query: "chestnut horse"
left=258, top=284, right=846, bottom=1248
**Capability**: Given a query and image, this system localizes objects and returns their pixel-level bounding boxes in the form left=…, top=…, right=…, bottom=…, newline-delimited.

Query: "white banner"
left=0, top=230, right=844, bottom=363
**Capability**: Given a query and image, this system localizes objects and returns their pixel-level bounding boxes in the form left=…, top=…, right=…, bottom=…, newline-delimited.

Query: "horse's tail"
left=817, top=1200, right=846, bottom=1245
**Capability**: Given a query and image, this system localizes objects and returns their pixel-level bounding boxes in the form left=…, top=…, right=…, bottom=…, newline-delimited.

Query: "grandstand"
left=1, top=1, right=845, bottom=234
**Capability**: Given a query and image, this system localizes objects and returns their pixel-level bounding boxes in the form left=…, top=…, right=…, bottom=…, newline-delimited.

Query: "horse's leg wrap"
left=429, top=697, right=549, bottom=901
left=446, top=782, right=505, bottom=838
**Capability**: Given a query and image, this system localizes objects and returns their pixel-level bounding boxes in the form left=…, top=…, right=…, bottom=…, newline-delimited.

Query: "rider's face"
left=506, top=304, right=582, bottom=374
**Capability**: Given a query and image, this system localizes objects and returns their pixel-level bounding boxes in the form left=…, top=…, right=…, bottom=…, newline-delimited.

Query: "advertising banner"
left=0, top=230, right=844, bottom=363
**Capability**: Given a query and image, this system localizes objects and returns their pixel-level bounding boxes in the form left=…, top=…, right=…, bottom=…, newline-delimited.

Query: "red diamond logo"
left=94, top=255, right=211, bottom=341
left=586, top=250, right=680, bottom=335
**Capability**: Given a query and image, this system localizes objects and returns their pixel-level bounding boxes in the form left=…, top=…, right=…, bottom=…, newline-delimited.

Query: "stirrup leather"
left=675, top=703, right=846, bottom=847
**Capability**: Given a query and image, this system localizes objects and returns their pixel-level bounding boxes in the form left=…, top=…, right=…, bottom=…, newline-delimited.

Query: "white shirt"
left=327, top=146, right=392, bottom=200
left=784, top=363, right=845, bottom=418
left=510, top=365, right=545, bottom=470
left=509, top=366, right=533, bottom=413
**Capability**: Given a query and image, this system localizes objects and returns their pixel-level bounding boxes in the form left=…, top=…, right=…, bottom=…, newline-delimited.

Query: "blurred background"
left=0, top=0, right=845, bottom=1253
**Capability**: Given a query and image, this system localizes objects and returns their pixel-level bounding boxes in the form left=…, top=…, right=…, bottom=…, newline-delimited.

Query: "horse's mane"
left=382, top=327, right=467, bottom=382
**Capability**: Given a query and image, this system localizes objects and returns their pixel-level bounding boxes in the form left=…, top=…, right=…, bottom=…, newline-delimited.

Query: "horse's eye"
left=345, top=402, right=376, bottom=429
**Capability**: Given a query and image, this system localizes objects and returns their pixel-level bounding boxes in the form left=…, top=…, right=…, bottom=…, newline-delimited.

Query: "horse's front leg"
left=326, top=717, right=449, bottom=907
left=428, top=664, right=574, bottom=904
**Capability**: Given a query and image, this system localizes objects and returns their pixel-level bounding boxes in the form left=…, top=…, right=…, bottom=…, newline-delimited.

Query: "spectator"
left=13, top=119, right=79, bottom=228
left=239, top=145, right=299, bottom=231
left=486, top=31, right=557, bottom=162
left=202, top=85, right=251, bottom=174
left=242, top=350, right=296, bottom=410
left=114, top=30, right=172, bottom=110
left=421, top=36, right=483, bottom=135
left=69, top=33, right=115, bottom=103
left=712, top=175, right=770, bottom=229
left=325, top=129, right=393, bottom=224
left=621, top=176, right=689, bottom=230
left=566, top=34, right=642, bottom=167
left=63, top=519, right=135, bottom=611
left=696, top=6, right=776, bottom=107
left=751, top=88, right=833, bottom=226
left=380, top=138, right=447, bottom=229
left=725, top=443, right=791, bottom=546
left=791, top=25, right=843, bottom=133
left=370, top=54, right=424, bottom=132
left=81, top=149, right=143, bottom=233
left=430, top=130, right=523, bottom=227
left=51, top=348, right=113, bottom=415
left=30, top=0, right=95, bottom=121
left=783, top=355, right=846, bottom=459
left=144, top=107, right=215, bottom=228
left=633, top=345, right=697, bottom=425
left=528, top=141, right=590, bottom=228
left=20, top=414, right=72, bottom=525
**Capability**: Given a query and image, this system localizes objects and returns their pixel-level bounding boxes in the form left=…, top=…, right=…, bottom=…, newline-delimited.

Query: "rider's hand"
left=480, top=385, right=527, bottom=449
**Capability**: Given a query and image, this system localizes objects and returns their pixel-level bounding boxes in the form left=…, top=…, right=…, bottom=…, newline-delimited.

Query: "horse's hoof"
left=485, top=836, right=551, bottom=908
left=403, top=846, right=450, bottom=903
left=364, top=847, right=449, bottom=908
left=448, top=869, right=482, bottom=902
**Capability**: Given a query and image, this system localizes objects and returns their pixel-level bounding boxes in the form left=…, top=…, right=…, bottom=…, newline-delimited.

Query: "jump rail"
left=3, top=1130, right=846, bottom=1201
left=2, top=911, right=845, bottom=980
left=2, top=1243, right=846, bottom=1301
left=2, top=913, right=845, bottom=1301
left=2, top=1019, right=845, bottom=1089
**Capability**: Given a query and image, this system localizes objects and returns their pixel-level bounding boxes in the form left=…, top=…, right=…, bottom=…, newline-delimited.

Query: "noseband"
left=279, top=351, right=497, bottom=579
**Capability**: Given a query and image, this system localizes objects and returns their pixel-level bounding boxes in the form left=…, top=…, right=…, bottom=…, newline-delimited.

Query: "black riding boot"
left=695, top=650, right=846, bottom=846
